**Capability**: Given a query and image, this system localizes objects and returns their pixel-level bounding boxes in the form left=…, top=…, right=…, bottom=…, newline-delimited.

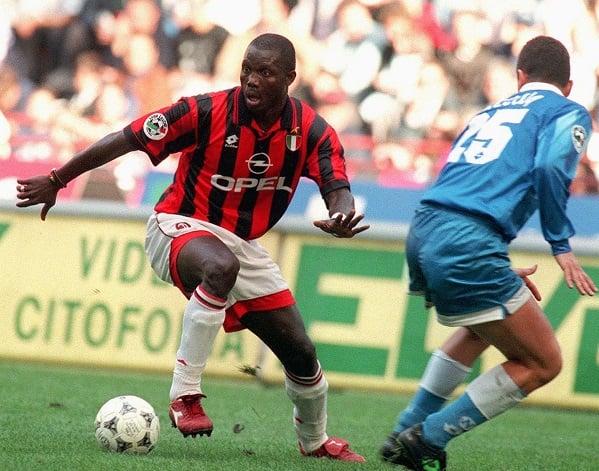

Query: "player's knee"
left=203, top=255, right=240, bottom=295
left=283, top=340, right=318, bottom=377
left=535, top=348, right=562, bottom=386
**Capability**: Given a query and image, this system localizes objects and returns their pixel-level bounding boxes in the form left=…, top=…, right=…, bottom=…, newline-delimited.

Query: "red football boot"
left=169, top=393, right=213, bottom=438
left=300, top=437, right=366, bottom=462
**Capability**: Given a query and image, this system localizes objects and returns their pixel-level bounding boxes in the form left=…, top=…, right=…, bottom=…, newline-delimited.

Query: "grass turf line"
left=0, top=361, right=597, bottom=471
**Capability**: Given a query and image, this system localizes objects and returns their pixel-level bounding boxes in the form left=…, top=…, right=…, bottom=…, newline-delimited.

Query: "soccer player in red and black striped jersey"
left=17, top=33, right=369, bottom=462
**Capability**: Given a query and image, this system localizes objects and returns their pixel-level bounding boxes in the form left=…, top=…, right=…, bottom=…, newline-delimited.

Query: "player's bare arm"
left=16, top=130, right=136, bottom=220
left=313, top=187, right=370, bottom=238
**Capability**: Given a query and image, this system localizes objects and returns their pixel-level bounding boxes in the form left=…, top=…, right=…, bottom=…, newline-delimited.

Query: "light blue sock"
left=421, top=392, right=487, bottom=449
left=421, top=365, right=527, bottom=450
left=394, top=388, right=445, bottom=433
left=394, top=350, right=472, bottom=433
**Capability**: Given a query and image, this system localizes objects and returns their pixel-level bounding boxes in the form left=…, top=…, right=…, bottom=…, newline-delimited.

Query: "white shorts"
left=145, top=213, right=295, bottom=332
left=435, top=283, right=531, bottom=327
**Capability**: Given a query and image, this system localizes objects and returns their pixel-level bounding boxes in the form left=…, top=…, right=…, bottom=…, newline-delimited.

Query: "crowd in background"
left=1, top=0, right=599, bottom=204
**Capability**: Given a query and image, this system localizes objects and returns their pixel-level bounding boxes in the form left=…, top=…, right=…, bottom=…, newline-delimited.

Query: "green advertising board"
left=2, top=205, right=598, bottom=410
left=270, top=238, right=599, bottom=410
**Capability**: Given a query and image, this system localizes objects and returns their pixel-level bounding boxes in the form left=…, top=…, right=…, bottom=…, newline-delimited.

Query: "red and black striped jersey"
left=123, top=87, right=350, bottom=240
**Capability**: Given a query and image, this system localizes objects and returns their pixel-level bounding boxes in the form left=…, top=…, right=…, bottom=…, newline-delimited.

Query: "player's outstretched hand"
left=555, top=252, right=597, bottom=296
left=513, top=264, right=542, bottom=301
left=15, top=175, right=59, bottom=221
left=313, top=209, right=370, bottom=238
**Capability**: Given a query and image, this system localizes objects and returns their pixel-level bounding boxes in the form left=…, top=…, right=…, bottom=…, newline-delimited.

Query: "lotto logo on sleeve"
left=143, top=113, right=168, bottom=140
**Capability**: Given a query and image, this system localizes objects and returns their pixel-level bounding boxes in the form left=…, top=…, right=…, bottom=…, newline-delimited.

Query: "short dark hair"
left=516, top=36, right=570, bottom=87
left=248, top=33, right=296, bottom=72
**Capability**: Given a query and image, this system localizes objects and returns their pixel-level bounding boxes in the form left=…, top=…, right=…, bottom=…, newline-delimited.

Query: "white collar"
left=519, top=82, right=564, bottom=96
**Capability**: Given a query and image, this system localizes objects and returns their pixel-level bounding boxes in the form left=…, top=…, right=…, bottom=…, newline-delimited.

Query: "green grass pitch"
left=0, top=361, right=597, bottom=470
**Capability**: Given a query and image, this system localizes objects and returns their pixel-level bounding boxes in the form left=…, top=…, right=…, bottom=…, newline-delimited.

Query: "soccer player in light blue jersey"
left=381, top=35, right=597, bottom=471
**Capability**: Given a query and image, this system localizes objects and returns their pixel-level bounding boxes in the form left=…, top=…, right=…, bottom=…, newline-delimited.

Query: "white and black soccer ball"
left=94, top=395, right=160, bottom=454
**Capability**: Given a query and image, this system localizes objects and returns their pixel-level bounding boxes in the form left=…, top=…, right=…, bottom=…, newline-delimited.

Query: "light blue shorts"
left=406, top=204, right=529, bottom=326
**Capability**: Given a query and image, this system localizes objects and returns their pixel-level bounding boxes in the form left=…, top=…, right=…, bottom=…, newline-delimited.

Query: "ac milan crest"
left=286, top=127, right=302, bottom=151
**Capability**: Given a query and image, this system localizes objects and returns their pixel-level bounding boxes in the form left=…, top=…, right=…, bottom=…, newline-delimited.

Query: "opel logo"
left=245, top=153, right=273, bottom=175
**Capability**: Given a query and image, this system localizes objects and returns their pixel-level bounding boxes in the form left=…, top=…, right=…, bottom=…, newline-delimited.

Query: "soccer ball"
left=94, top=395, right=160, bottom=454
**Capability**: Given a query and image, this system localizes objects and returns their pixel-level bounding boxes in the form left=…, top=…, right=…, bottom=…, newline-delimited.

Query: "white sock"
left=170, top=286, right=226, bottom=401
left=285, top=362, right=329, bottom=453
left=466, top=364, right=527, bottom=419
left=421, top=349, right=472, bottom=398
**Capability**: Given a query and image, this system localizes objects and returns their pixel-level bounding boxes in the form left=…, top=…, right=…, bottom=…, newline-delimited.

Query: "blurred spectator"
left=0, top=64, right=35, bottom=114
left=78, top=0, right=125, bottom=30
left=503, top=13, right=544, bottom=63
left=1, top=1, right=599, bottom=196
left=81, top=1, right=126, bottom=70
left=571, top=155, right=599, bottom=195
left=474, top=1, right=537, bottom=56
left=438, top=9, right=495, bottom=109
left=96, top=81, right=150, bottom=203
left=0, top=65, right=14, bottom=160
left=202, top=0, right=261, bottom=35
left=365, top=56, right=457, bottom=189
left=586, top=127, right=599, bottom=182
left=170, top=0, right=230, bottom=95
left=373, top=0, right=456, bottom=53
left=538, top=0, right=599, bottom=110
left=0, top=7, right=12, bottom=65
left=308, top=69, right=365, bottom=137
left=0, top=108, right=9, bottom=160
left=537, top=0, right=596, bottom=53
left=371, top=141, right=434, bottom=189
left=121, top=33, right=174, bottom=115
left=113, top=0, right=175, bottom=69
left=67, top=51, right=106, bottom=117
left=9, top=88, right=77, bottom=163
left=288, top=0, right=343, bottom=41
left=57, top=80, right=135, bottom=142
left=359, top=3, right=437, bottom=142
left=6, top=1, right=93, bottom=93
left=93, top=82, right=134, bottom=130
left=399, top=61, right=460, bottom=140
left=20, top=89, right=61, bottom=138
left=481, top=56, right=518, bottom=106
left=318, top=0, right=388, bottom=108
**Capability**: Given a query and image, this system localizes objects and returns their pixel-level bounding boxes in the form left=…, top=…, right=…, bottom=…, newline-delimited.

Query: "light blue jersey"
left=423, top=82, right=591, bottom=255
left=408, top=82, right=592, bottom=321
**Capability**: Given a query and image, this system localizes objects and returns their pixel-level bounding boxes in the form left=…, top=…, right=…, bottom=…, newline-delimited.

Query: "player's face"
left=240, top=45, right=295, bottom=118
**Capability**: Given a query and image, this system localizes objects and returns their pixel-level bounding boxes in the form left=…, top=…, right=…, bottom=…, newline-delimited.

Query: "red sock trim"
left=285, top=364, right=324, bottom=387
left=194, top=285, right=226, bottom=310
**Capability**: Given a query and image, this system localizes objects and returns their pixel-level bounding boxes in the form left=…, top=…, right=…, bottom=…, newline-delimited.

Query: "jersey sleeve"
left=532, top=107, right=592, bottom=254
left=302, top=114, right=350, bottom=196
left=123, top=97, right=199, bottom=166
